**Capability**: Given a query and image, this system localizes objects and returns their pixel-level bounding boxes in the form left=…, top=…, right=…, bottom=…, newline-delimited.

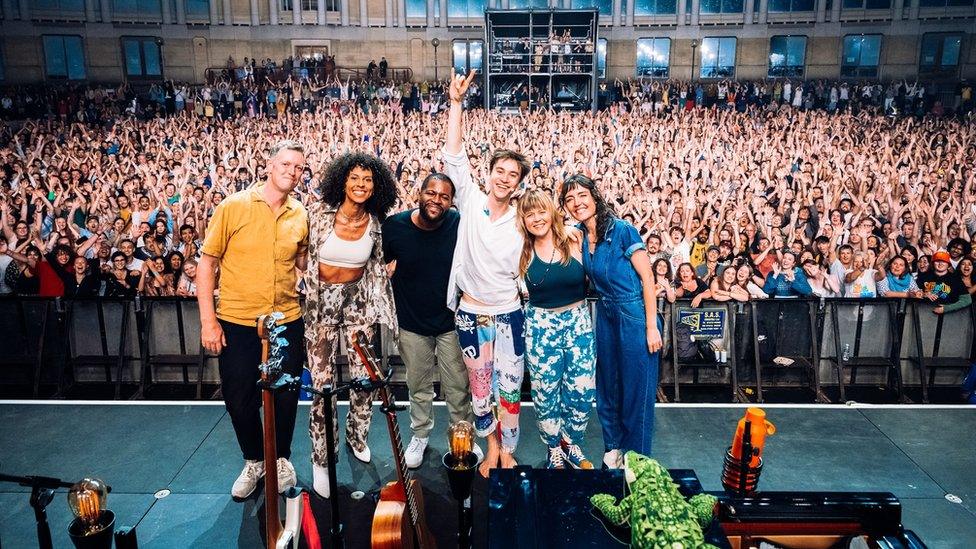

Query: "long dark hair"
left=559, top=174, right=615, bottom=242
left=318, top=152, right=398, bottom=220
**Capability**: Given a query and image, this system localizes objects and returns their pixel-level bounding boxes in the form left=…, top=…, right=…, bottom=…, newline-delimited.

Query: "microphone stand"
left=0, top=473, right=112, bottom=549
left=258, top=371, right=393, bottom=549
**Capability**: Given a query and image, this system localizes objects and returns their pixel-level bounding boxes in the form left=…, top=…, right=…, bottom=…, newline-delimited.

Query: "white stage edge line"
left=0, top=399, right=972, bottom=410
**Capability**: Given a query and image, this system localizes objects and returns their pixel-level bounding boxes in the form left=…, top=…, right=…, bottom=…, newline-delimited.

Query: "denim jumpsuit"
left=581, top=218, right=661, bottom=456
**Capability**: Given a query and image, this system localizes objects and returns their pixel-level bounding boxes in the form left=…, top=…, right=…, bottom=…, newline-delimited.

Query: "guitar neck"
left=379, top=384, right=420, bottom=528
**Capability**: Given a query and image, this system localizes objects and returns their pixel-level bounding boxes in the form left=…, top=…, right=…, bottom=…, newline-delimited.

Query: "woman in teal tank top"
left=516, top=190, right=596, bottom=470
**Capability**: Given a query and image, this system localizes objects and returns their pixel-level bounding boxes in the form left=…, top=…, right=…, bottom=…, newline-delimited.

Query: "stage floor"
left=1, top=401, right=974, bottom=548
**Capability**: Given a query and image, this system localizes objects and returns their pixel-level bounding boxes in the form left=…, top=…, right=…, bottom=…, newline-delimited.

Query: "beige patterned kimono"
left=302, top=201, right=398, bottom=466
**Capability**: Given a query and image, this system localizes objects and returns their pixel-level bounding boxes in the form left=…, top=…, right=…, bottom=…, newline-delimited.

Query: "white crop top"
left=318, top=221, right=373, bottom=269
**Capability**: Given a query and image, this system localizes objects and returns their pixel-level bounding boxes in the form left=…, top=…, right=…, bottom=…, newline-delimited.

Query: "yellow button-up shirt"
left=201, top=185, right=309, bottom=326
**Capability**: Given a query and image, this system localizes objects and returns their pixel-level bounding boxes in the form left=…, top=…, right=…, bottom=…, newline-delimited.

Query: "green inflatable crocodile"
left=590, top=451, right=719, bottom=549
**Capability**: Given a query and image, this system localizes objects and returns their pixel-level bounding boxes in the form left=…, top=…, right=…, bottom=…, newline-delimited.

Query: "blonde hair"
left=516, top=190, right=573, bottom=278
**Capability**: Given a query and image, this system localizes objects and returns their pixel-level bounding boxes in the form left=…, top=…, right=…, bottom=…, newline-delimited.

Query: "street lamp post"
left=690, top=39, right=698, bottom=82
left=432, top=38, right=440, bottom=81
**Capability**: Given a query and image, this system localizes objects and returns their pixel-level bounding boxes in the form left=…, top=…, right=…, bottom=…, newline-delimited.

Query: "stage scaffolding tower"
left=483, top=9, right=599, bottom=114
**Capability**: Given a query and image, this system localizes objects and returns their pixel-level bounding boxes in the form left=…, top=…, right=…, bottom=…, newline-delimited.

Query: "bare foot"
left=479, top=435, right=501, bottom=478
left=499, top=451, right=518, bottom=469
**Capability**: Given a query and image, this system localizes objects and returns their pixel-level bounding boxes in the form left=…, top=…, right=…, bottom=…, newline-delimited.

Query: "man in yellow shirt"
left=197, top=140, right=309, bottom=499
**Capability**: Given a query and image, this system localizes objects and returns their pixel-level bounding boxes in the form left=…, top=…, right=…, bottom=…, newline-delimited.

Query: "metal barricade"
left=907, top=300, right=976, bottom=403
left=0, top=296, right=56, bottom=397
left=823, top=298, right=908, bottom=403
left=141, top=297, right=219, bottom=399
left=62, top=298, right=141, bottom=399
left=749, top=298, right=829, bottom=403
left=667, top=299, right=739, bottom=402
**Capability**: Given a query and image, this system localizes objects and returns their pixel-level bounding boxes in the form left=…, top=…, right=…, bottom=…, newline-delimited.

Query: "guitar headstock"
left=257, top=312, right=288, bottom=377
left=351, top=330, right=383, bottom=382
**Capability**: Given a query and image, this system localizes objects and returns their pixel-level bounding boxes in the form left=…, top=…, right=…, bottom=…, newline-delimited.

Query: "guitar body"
left=351, top=331, right=437, bottom=549
left=371, top=479, right=436, bottom=549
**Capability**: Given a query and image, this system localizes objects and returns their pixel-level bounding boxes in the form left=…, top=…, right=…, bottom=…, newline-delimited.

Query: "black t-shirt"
left=916, top=270, right=967, bottom=305
left=382, top=209, right=459, bottom=336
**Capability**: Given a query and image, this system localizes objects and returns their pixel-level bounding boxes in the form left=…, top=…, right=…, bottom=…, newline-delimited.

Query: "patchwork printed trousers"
left=525, top=303, right=596, bottom=448
left=455, top=306, right=525, bottom=453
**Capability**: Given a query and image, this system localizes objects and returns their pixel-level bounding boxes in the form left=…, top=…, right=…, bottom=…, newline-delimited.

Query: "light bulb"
left=68, top=478, right=109, bottom=535
left=448, top=421, right=474, bottom=469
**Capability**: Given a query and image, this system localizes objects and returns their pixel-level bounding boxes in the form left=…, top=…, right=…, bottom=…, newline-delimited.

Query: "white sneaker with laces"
left=277, top=458, right=296, bottom=493
left=405, top=437, right=429, bottom=469
left=232, top=460, right=264, bottom=499
left=312, top=463, right=331, bottom=499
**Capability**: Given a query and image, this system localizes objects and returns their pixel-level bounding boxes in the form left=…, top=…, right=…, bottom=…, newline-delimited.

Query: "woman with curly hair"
left=560, top=174, right=662, bottom=468
left=302, top=151, right=399, bottom=499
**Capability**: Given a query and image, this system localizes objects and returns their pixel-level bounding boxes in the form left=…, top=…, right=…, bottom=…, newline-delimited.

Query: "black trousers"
left=218, top=318, right=305, bottom=461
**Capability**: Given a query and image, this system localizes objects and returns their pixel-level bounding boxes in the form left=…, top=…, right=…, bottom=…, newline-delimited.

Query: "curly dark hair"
left=318, top=152, right=398, bottom=220
left=559, top=174, right=616, bottom=242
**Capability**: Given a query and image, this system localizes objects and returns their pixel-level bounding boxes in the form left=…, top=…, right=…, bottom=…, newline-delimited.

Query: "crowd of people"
left=0, top=75, right=973, bottom=315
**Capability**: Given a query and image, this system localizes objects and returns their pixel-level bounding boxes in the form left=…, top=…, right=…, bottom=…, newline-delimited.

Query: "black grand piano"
left=486, top=467, right=927, bottom=549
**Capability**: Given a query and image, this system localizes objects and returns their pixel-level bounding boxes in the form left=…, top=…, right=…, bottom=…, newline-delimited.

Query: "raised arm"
left=445, top=70, right=475, bottom=156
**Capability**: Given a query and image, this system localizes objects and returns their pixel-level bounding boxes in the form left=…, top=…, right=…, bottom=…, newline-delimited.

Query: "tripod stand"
left=258, top=370, right=392, bottom=549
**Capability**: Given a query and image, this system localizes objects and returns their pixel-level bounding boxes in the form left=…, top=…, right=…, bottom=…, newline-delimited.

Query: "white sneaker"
left=405, top=437, right=429, bottom=469
left=472, top=442, right=484, bottom=464
left=277, top=458, right=296, bottom=493
left=232, top=460, right=264, bottom=499
left=603, top=450, right=622, bottom=470
left=312, top=463, right=331, bottom=499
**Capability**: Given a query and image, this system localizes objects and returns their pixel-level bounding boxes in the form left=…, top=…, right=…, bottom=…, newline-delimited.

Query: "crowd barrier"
left=0, top=296, right=972, bottom=403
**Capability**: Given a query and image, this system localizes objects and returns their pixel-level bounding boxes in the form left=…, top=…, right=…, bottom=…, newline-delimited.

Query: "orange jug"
left=730, top=407, right=776, bottom=467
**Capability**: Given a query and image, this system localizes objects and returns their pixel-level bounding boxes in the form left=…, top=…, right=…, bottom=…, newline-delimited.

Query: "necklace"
left=337, top=207, right=367, bottom=225
left=525, top=244, right=557, bottom=288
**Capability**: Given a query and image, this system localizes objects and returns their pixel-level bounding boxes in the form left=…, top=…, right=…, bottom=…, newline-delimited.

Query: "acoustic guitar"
left=352, top=331, right=437, bottom=549
left=257, top=313, right=303, bottom=549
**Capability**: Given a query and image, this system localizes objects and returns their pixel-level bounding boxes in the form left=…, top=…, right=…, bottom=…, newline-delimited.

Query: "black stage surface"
left=1, top=402, right=974, bottom=548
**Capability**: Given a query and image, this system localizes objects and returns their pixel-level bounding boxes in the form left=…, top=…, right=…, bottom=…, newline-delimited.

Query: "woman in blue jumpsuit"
left=560, top=174, right=663, bottom=469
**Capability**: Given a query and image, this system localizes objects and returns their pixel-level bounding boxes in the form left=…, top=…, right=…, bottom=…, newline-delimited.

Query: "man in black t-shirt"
left=383, top=173, right=479, bottom=469
left=916, top=251, right=972, bottom=315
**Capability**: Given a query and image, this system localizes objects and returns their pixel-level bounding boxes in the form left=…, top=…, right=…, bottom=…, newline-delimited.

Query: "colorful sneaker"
left=546, top=445, right=566, bottom=469
left=560, top=441, right=594, bottom=470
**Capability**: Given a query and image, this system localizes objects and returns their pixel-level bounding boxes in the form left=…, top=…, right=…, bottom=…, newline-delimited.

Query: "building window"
left=571, top=0, right=613, bottom=16
left=122, top=37, right=162, bottom=78
left=32, top=0, right=86, bottom=12
left=596, top=38, right=607, bottom=79
left=768, top=35, right=806, bottom=78
left=185, top=0, right=210, bottom=19
left=919, top=0, right=973, bottom=7
left=113, top=0, right=162, bottom=18
left=453, top=39, right=484, bottom=75
left=448, top=0, right=487, bottom=19
left=919, top=33, right=962, bottom=75
left=43, top=35, right=86, bottom=80
left=841, top=34, right=881, bottom=78
left=700, top=37, right=735, bottom=78
left=301, top=0, right=316, bottom=9
left=280, top=0, right=292, bottom=10
left=842, top=0, right=890, bottom=8
left=700, top=0, right=743, bottom=14
left=768, top=0, right=813, bottom=11
left=405, top=0, right=425, bottom=17
left=634, top=0, right=677, bottom=14
left=635, top=38, right=670, bottom=77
